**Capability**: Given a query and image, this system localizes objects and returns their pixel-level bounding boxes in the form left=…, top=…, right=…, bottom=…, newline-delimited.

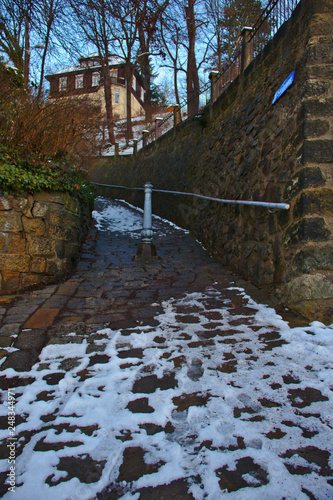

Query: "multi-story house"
left=46, top=53, right=146, bottom=121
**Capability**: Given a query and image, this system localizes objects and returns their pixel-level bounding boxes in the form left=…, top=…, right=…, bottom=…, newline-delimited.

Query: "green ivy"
left=0, top=145, right=95, bottom=205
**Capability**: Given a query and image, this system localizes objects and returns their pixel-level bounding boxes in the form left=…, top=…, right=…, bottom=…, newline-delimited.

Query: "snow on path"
left=0, top=203, right=332, bottom=500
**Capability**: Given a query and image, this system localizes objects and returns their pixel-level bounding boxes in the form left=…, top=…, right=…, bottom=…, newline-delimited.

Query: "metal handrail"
left=93, top=182, right=290, bottom=210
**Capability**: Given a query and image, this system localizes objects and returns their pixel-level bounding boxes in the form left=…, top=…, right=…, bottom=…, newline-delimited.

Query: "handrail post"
left=155, top=117, right=163, bottom=140
left=173, top=105, right=181, bottom=128
left=133, top=139, right=138, bottom=155
left=241, top=26, right=253, bottom=72
left=135, top=182, right=159, bottom=261
left=209, top=71, right=220, bottom=104
left=141, top=182, right=153, bottom=244
left=142, top=130, right=149, bottom=148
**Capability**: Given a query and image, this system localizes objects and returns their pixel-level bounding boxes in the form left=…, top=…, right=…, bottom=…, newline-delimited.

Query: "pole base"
left=134, top=242, right=159, bottom=262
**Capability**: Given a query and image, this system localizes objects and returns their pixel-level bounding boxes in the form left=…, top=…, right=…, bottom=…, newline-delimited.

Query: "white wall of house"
left=91, top=85, right=143, bottom=121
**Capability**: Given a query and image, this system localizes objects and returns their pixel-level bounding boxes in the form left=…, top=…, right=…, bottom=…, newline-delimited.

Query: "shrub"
left=0, top=62, right=99, bottom=204
left=0, top=145, right=96, bottom=205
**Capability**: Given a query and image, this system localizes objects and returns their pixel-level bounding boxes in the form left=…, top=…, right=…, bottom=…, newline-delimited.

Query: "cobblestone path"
left=0, top=198, right=332, bottom=500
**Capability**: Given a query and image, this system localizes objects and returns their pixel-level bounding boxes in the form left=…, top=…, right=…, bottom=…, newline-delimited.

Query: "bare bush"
left=0, top=71, right=103, bottom=166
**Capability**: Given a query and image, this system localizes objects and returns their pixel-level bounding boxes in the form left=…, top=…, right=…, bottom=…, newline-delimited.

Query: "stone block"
left=34, top=191, right=66, bottom=204
left=307, top=64, right=333, bottom=80
left=21, top=273, right=46, bottom=289
left=49, top=208, right=79, bottom=228
left=302, top=139, right=333, bottom=163
left=64, top=194, right=80, bottom=214
left=32, top=202, right=49, bottom=218
left=292, top=245, right=333, bottom=274
left=293, top=188, right=333, bottom=218
left=284, top=217, right=331, bottom=247
left=307, top=41, right=333, bottom=64
left=277, top=208, right=291, bottom=229
left=1, top=271, right=20, bottom=291
left=303, top=119, right=330, bottom=138
left=64, top=242, right=80, bottom=259
left=12, top=196, right=29, bottom=212
left=303, top=98, right=333, bottom=117
left=7, top=233, right=26, bottom=254
left=0, top=197, right=13, bottom=210
left=309, top=13, right=333, bottom=36
left=27, top=235, right=54, bottom=257
left=46, top=258, right=69, bottom=276
left=48, top=224, right=76, bottom=243
left=284, top=167, right=326, bottom=200
left=2, top=254, right=30, bottom=272
left=31, top=256, right=46, bottom=273
left=22, top=216, right=46, bottom=236
left=304, top=80, right=330, bottom=97
left=0, top=212, right=22, bottom=232
left=283, top=273, right=333, bottom=303
left=0, top=232, right=7, bottom=252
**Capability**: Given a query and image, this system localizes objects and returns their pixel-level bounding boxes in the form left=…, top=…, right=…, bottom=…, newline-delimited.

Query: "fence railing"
left=251, top=0, right=301, bottom=57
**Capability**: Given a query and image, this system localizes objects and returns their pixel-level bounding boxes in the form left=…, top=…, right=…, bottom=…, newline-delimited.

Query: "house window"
left=92, top=72, right=100, bottom=87
left=114, top=88, right=120, bottom=104
left=59, top=76, right=67, bottom=91
left=75, top=74, right=84, bottom=89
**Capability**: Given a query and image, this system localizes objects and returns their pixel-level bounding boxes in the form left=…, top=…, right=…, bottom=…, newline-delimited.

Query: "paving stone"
left=0, top=324, right=21, bottom=336
left=42, top=295, right=69, bottom=308
left=1, top=349, right=39, bottom=371
left=0, top=336, right=13, bottom=347
left=14, top=330, right=47, bottom=353
left=23, top=308, right=61, bottom=329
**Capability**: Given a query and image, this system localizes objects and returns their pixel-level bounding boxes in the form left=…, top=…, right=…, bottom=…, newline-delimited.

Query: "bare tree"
left=160, top=3, right=185, bottom=111
left=184, top=0, right=200, bottom=116
left=70, top=0, right=115, bottom=144
left=160, top=0, right=210, bottom=117
left=110, top=0, right=146, bottom=141
left=0, top=0, right=29, bottom=78
left=34, top=0, right=61, bottom=98
left=137, top=0, right=169, bottom=122
left=205, top=0, right=226, bottom=73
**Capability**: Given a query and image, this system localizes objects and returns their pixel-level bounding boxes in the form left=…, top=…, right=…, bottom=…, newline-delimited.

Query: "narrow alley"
left=0, top=198, right=332, bottom=499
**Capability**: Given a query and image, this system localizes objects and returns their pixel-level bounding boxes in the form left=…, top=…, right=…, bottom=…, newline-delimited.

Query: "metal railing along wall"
left=94, top=182, right=290, bottom=210
left=94, top=181, right=290, bottom=257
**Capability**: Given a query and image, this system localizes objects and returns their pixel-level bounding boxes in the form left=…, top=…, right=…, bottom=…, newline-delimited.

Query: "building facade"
left=46, top=54, right=146, bottom=121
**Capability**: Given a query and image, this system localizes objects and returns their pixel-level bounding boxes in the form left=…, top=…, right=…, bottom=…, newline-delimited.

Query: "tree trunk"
left=38, top=12, right=54, bottom=99
left=138, top=28, right=152, bottom=122
left=103, top=69, right=115, bottom=144
left=142, top=54, right=152, bottom=122
left=173, top=60, right=181, bottom=110
left=185, top=0, right=199, bottom=117
left=24, top=14, right=30, bottom=88
left=125, top=63, right=133, bottom=142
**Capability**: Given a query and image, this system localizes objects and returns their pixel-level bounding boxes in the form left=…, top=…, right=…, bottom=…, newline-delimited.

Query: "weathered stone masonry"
left=90, top=0, right=333, bottom=323
left=0, top=192, right=91, bottom=292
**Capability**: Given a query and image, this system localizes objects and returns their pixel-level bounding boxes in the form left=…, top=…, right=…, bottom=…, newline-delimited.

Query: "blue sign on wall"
left=272, top=71, right=295, bottom=105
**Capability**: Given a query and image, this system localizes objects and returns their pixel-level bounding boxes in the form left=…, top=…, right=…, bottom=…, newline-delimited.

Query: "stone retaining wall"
left=0, top=192, right=91, bottom=292
left=90, top=0, right=333, bottom=323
